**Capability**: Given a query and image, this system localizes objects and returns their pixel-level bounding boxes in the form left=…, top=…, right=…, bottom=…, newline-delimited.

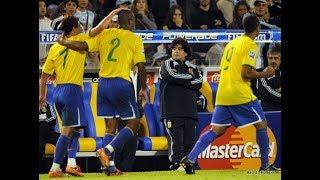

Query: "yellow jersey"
left=216, top=35, right=259, bottom=105
left=85, top=28, right=146, bottom=82
left=42, top=33, right=89, bottom=87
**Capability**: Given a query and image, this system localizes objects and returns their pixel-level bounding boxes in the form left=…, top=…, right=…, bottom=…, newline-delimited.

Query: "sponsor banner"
left=206, top=71, right=220, bottom=83
left=196, top=112, right=281, bottom=170
left=39, top=30, right=281, bottom=44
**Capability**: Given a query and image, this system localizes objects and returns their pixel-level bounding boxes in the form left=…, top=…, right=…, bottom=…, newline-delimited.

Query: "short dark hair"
left=60, top=16, right=79, bottom=36
left=63, top=0, right=78, bottom=7
left=118, top=10, right=135, bottom=31
left=243, top=14, right=260, bottom=33
left=170, top=37, right=191, bottom=58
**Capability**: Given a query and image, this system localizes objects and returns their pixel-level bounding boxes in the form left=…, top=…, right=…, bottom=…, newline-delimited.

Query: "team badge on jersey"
left=249, top=50, right=256, bottom=59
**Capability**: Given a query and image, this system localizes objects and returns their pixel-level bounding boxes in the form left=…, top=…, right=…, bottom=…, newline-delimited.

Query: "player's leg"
left=181, top=106, right=231, bottom=174
left=64, top=86, right=88, bottom=176
left=105, top=118, right=139, bottom=156
left=65, top=128, right=84, bottom=177
left=48, top=99, right=69, bottom=177
left=230, top=99, right=275, bottom=171
left=115, top=120, right=138, bottom=172
left=254, top=121, right=272, bottom=171
left=95, top=78, right=121, bottom=174
left=98, top=78, right=140, bottom=175
left=49, top=126, right=74, bottom=177
left=103, top=118, right=120, bottom=174
left=49, top=85, right=85, bottom=177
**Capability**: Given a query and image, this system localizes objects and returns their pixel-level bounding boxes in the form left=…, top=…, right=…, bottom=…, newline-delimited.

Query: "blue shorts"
left=211, top=100, right=266, bottom=128
left=97, top=78, right=139, bottom=120
left=53, top=84, right=87, bottom=128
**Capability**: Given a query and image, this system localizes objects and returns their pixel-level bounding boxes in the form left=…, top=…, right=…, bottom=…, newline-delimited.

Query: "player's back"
left=216, top=35, right=258, bottom=105
left=43, top=33, right=88, bottom=87
left=85, top=28, right=145, bottom=82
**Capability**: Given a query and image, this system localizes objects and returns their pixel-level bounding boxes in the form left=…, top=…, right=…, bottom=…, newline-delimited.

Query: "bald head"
left=118, top=10, right=135, bottom=31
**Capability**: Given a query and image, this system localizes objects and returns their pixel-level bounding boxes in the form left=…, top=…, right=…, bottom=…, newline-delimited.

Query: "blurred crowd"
left=39, top=0, right=281, bottom=68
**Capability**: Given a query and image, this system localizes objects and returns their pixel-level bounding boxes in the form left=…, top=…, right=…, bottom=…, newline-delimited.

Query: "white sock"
left=106, top=144, right=114, bottom=154
left=50, top=163, right=61, bottom=171
left=67, top=158, right=77, bottom=167
left=109, top=161, right=115, bottom=166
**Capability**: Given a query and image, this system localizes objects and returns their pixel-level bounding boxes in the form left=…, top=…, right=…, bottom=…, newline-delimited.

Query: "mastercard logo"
left=197, top=125, right=277, bottom=170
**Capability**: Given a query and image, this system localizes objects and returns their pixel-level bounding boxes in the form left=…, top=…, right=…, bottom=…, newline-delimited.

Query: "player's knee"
left=106, top=126, right=117, bottom=134
left=74, top=127, right=82, bottom=132
left=254, top=120, right=268, bottom=130
left=126, top=119, right=140, bottom=134
left=61, top=127, right=76, bottom=138
left=105, top=118, right=117, bottom=134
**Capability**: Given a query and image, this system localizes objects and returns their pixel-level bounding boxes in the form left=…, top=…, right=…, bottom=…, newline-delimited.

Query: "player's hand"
left=39, top=95, right=46, bottom=109
left=56, top=34, right=68, bottom=46
left=47, top=74, right=56, bottom=84
left=138, top=89, right=148, bottom=104
left=262, top=66, right=275, bottom=77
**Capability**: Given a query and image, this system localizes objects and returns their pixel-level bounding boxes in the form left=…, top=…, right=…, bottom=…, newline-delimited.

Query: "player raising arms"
left=57, top=9, right=147, bottom=176
left=39, top=7, right=127, bottom=178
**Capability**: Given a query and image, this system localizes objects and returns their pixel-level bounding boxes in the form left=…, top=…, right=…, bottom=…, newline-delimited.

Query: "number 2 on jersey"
left=107, top=38, right=120, bottom=62
left=223, top=47, right=234, bottom=70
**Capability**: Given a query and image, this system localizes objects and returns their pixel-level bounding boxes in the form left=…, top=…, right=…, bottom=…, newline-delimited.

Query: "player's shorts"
left=53, top=84, right=87, bottom=128
left=211, top=100, right=266, bottom=128
left=97, top=77, right=139, bottom=120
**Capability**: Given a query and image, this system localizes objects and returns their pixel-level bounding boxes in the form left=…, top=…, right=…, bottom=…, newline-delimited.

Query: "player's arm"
left=89, top=7, right=129, bottom=37
left=136, top=62, right=148, bottom=103
left=160, top=59, right=193, bottom=85
left=39, top=72, right=51, bottom=109
left=40, top=48, right=56, bottom=108
left=57, top=27, right=103, bottom=52
left=241, top=44, right=275, bottom=81
left=242, top=65, right=275, bottom=81
left=57, top=36, right=89, bottom=51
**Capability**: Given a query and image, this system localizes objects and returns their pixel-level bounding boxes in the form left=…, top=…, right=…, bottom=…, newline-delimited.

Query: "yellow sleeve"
left=84, top=31, right=103, bottom=52
left=42, top=46, right=56, bottom=75
left=79, top=31, right=90, bottom=41
left=133, top=36, right=146, bottom=65
left=242, top=42, right=258, bottom=68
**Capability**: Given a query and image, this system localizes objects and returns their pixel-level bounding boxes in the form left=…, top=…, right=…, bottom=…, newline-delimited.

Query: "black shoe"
left=180, top=157, right=195, bottom=174
left=270, top=164, right=281, bottom=171
left=169, top=162, right=180, bottom=171
left=259, top=165, right=279, bottom=172
left=100, top=166, right=109, bottom=174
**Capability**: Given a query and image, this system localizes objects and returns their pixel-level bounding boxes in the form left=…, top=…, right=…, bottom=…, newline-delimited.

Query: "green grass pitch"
left=39, top=169, right=280, bottom=180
